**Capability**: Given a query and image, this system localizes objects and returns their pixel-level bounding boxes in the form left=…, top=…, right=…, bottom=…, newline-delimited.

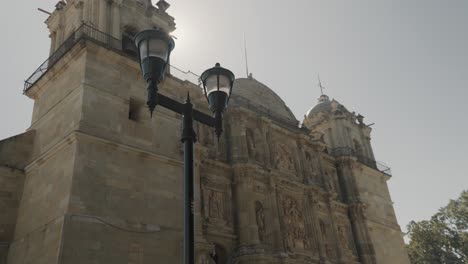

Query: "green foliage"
left=406, top=190, right=467, bottom=264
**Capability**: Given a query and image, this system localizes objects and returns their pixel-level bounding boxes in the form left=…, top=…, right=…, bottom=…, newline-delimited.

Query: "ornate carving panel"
left=279, top=194, right=310, bottom=251
left=274, top=143, right=297, bottom=174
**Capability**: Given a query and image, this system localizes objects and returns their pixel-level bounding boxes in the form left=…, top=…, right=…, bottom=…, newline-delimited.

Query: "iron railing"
left=330, top=147, right=392, bottom=176
left=24, top=23, right=121, bottom=92
left=24, top=23, right=203, bottom=93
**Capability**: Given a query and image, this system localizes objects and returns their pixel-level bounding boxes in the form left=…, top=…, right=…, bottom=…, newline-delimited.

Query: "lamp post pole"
left=134, top=29, right=235, bottom=264
left=151, top=93, right=223, bottom=264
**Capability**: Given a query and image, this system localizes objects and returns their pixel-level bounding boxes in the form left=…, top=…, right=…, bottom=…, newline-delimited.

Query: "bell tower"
left=303, top=94, right=410, bottom=264
left=46, top=0, right=176, bottom=55
left=6, top=1, right=196, bottom=264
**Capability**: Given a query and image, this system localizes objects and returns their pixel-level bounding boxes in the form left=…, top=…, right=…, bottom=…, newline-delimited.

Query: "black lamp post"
left=134, top=29, right=235, bottom=264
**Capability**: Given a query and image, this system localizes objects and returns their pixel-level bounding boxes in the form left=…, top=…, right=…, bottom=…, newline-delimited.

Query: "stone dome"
left=232, top=78, right=297, bottom=122
left=306, top=94, right=349, bottom=118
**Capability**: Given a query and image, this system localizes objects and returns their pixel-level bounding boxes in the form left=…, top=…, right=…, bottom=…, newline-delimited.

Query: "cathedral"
left=0, top=1, right=410, bottom=263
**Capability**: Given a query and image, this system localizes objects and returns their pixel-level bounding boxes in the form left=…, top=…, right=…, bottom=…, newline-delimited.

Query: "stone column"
left=260, top=118, right=272, bottom=167
left=233, top=165, right=259, bottom=245
left=98, top=0, right=108, bottom=32
left=335, top=158, right=359, bottom=202
left=193, top=147, right=219, bottom=264
left=227, top=112, right=248, bottom=163
left=111, top=0, right=122, bottom=39
left=267, top=178, right=284, bottom=252
left=349, top=203, right=377, bottom=264
left=49, top=32, right=57, bottom=55
left=194, top=146, right=206, bottom=239
left=55, top=24, right=64, bottom=49
left=304, top=193, right=322, bottom=261
left=326, top=198, right=346, bottom=263
left=309, top=194, right=327, bottom=261
left=82, top=0, right=92, bottom=25
left=74, top=1, right=84, bottom=26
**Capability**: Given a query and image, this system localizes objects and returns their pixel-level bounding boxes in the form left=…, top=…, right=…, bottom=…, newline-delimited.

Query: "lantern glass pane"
left=205, top=74, right=231, bottom=96
left=139, top=38, right=169, bottom=62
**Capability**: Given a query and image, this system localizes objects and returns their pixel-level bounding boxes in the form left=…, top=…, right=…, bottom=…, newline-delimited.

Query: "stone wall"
left=0, top=167, right=24, bottom=264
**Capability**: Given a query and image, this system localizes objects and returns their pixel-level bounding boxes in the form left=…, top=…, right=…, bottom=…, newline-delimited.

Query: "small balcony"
left=330, top=147, right=392, bottom=176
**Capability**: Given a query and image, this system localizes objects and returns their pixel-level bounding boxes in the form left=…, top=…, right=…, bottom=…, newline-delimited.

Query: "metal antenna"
left=244, top=33, right=250, bottom=78
left=318, top=74, right=325, bottom=95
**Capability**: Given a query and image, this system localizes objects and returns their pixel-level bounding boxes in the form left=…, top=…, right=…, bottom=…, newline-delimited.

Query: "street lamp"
left=134, top=29, right=235, bottom=264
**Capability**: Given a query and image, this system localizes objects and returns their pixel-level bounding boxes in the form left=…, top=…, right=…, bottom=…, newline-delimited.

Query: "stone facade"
left=0, top=1, right=410, bottom=263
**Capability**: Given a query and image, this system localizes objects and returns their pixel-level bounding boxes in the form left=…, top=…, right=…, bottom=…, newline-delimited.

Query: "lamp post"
left=134, top=29, right=235, bottom=264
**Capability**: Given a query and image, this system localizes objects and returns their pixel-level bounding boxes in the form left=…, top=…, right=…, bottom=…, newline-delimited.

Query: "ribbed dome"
left=232, top=78, right=297, bottom=122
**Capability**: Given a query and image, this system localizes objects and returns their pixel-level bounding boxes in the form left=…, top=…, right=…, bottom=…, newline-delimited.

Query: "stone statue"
left=319, top=220, right=327, bottom=238
left=246, top=128, right=257, bottom=159
left=246, top=128, right=263, bottom=162
left=208, top=190, right=224, bottom=220
left=255, top=201, right=266, bottom=241
left=337, top=225, right=349, bottom=250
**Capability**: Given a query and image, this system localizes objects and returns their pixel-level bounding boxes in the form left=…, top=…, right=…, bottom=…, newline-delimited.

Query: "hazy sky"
left=1, top=0, right=467, bottom=234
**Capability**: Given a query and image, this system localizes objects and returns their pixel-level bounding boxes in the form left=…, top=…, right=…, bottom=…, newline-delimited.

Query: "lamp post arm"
left=157, top=93, right=216, bottom=127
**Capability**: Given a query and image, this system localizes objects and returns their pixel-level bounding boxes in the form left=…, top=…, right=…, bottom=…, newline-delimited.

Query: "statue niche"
left=274, top=143, right=296, bottom=173
left=281, top=195, right=309, bottom=250
left=246, top=128, right=262, bottom=162
left=255, top=201, right=266, bottom=242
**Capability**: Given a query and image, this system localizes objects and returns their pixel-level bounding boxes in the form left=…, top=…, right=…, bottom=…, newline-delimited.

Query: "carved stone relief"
left=274, top=144, right=296, bottom=173
left=281, top=195, right=309, bottom=250
left=255, top=201, right=266, bottom=242
left=304, top=150, right=321, bottom=184
left=337, top=221, right=358, bottom=256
